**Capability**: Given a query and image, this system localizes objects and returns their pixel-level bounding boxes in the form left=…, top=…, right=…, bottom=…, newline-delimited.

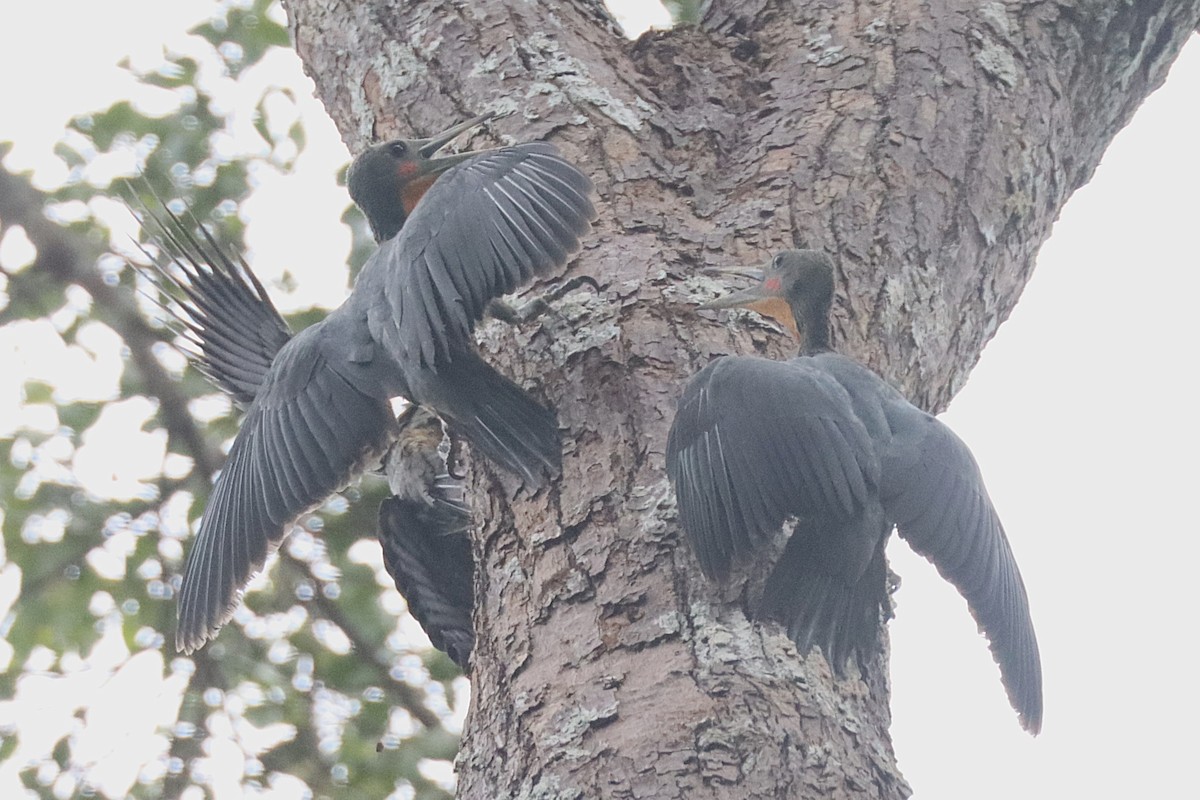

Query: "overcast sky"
left=1, top=3, right=1197, bottom=799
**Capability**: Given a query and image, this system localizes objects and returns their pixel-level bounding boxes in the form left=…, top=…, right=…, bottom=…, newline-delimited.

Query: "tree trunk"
left=284, top=0, right=1200, bottom=796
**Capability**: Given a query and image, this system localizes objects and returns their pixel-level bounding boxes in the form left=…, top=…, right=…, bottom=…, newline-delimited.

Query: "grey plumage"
left=666, top=250, right=1042, bottom=734
left=132, top=203, right=291, bottom=406
left=140, top=208, right=480, bottom=665
left=377, top=405, right=474, bottom=668
left=135, top=123, right=594, bottom=654
left=379, top=495, right=474, bottom=668
left=364, top=144, right=596, bottom=368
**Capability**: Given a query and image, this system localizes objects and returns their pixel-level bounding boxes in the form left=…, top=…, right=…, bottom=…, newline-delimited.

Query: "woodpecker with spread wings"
left=141, top=115, right=596, bottom=654
left=666, top=250, right=1042, bottom=733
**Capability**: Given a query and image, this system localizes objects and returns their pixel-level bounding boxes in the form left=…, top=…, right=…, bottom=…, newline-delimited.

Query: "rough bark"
left=284, top=0, right=1200, bottom=797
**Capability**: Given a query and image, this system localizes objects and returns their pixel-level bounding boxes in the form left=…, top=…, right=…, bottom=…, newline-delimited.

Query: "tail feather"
left=414, top=351, right=560, bottom=488
left=759, top=520, right=888, bottom=675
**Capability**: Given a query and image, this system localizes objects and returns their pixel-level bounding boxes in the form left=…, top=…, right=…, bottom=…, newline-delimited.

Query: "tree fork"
left=283, top=0, right=1200, bottom=796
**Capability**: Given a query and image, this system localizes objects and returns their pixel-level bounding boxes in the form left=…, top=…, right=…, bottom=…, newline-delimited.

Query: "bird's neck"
left=792, top=295, right=832, bottom=355
left=367, top=175, right=438, bottom=243
left=401, top=174, right=438, bottom=218
left=368, top=206, right=408, bottom=243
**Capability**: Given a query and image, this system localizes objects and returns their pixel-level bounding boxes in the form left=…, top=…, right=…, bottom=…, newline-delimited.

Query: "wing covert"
left=666, top=356, right=879, bottom=580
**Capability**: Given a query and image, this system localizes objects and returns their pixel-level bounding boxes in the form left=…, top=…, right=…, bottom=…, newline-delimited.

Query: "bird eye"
left=772, top=255, right=783, bottom=268
left=389, top=141, right=408, bottom=158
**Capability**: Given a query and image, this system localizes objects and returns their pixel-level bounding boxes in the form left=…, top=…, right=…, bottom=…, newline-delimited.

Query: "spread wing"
left=370, top=143, right=597, bottom=367
left=881, top=407, right=1043, bottom=734
left=378, top=496, right=474, bottom=669
left=137, top=203, right=291, bottom=405
left=666, top=356, right=879, bottom=580
left=176, top=323, right=397, bottom=653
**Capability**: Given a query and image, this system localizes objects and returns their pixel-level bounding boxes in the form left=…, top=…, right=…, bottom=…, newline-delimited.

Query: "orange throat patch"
left=744, top=297, right=800, bottom=340
left=400, top=173, right=439, bottom=216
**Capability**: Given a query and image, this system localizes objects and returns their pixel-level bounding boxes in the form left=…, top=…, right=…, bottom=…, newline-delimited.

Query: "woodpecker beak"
left=699, top=263, right=774, bottom=309
left=413, top=112, right=496, bottom=174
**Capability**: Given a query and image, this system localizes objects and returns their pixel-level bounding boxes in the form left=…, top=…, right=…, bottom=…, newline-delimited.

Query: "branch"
left=162, top=648, right=229, bottom=798
left=282, top=1, right=1200, bottom=795
left=280, top=552, right=444, bottom=731
left=0, top=162, right=220, bottom=477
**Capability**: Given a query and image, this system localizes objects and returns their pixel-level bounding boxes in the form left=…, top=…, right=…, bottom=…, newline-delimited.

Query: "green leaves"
left=661, top=0, right=704, bottom=26
left=191, top=0, right=291, bottom=78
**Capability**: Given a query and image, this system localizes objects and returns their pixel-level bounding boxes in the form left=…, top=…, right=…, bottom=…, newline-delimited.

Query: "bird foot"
left=485, top=275, right=601, bottom=326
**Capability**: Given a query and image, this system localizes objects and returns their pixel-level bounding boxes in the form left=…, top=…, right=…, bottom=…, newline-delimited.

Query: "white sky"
left=1, top=2, right=1197, bottom=798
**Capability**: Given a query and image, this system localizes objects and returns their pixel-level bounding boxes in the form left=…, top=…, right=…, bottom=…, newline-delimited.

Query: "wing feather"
left=176, top=325, right=397, bottom=653
left=369, top=144, right=596, bottom=367
left=666, top=356, right=879, bottom=580
left=378, top=497, right=475, bottom=669
left=882, top=408, right=1043, bottom=733
left=136, top=203, right=292, bottom=405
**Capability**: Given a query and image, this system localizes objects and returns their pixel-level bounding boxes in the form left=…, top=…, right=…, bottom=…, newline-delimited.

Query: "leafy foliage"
left=0, top=2, right=460, bottom=798
left=661, top=0, right=704, bottom=26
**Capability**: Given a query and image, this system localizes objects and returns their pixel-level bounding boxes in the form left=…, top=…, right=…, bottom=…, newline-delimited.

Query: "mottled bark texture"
left=284, top=1, right=1199, bottom=796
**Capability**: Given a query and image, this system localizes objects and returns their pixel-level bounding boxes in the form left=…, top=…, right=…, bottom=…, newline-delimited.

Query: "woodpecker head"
left=347, top=112, right=494, bottom=243
left=701, top=250, right=836, bottom=349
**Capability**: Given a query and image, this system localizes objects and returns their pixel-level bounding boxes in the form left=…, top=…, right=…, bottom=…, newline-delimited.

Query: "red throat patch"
left=400, top=173, right=438, bottom=216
